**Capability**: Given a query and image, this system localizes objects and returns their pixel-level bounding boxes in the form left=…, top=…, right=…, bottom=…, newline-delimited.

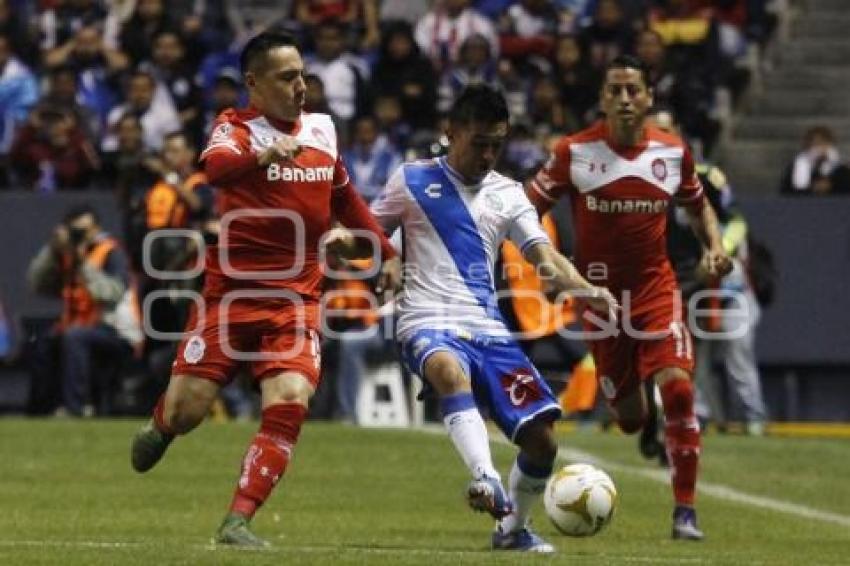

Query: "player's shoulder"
left=645, top=124, right=687, bottom=150
left=483, top=169, right=522, bottom=193
left=299, top=111, right=336, bottom=132
left=551, top=121, right=607, bottom=157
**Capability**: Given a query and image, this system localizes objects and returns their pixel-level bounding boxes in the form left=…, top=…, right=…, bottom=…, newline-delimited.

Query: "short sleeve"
left=508, top=186, right=552, bottom=254
left=526, top=136, right=574, bottom=214
left=675, top=145, right=705, bottom=209
left=369, top=165, right=409, bottom=233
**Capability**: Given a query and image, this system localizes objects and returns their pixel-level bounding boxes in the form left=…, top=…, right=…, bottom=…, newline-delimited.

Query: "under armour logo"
left=589, top=163, right=607, bottom=173
left=424, top=183, right=442, bottom=198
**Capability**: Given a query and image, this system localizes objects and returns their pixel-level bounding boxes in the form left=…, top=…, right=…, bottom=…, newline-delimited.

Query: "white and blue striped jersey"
left=370, top=157, right=550, bottom=341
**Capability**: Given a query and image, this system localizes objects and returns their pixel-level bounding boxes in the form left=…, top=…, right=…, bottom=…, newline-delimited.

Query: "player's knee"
left=424, top=355, right=468, bottom=396
left=261, top=372, right=314, bottom=408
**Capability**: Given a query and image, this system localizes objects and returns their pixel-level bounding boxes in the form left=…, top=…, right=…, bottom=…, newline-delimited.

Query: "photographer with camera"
left=27, top=205, right=142, bottom=416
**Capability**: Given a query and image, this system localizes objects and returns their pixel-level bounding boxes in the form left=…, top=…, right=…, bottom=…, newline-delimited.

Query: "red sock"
left=229, top=403, right=307, bottom=519
left=661, top=378, right=700, bottom=507
left=152, top=395, right=175, bottom=436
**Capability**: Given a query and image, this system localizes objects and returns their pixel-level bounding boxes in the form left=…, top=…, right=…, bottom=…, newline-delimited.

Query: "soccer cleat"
left=671, top=506, right=704, bottom=541
left=492, top=526, right=555, bottom=553
left=215, top=513, right=270, bottom=547
left=467, top=475, right=512, bottom=520
left=130, top=419, right=174, bottom=473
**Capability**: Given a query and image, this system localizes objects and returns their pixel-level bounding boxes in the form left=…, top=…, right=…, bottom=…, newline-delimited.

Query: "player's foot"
left=467, top=475, right=512, bottom=520
left=492, top=526, right=555, bottom=553
left=215, top=513, right=270, bottom=547
left=671, top=505, right=704, bottom=541
left=130, top=419, right=174, bottom=473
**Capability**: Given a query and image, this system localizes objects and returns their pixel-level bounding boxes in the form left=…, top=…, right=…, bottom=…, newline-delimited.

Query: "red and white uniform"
left=172, top=107, right=395, bottom=385
left=528, top=121, right=705, bottom=401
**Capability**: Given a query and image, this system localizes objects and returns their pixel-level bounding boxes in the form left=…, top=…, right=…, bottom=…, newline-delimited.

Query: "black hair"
left=63, top=204, right=99, bottom=225
left=605, top=54, right=651, bottom=88
left=240, top=30, right=300, bottom=74
left=448, top=84, right=510, bottom=126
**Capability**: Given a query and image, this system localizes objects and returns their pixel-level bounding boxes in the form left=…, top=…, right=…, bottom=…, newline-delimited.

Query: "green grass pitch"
left=1, top=419, right=848, bottom=565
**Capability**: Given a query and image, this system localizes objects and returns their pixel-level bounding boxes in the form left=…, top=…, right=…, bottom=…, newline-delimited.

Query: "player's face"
left=246, top=46, right=306, bottom=122
left=447, top=120, right=508, bottom=183
left=600, top=68, right=653, bottom=131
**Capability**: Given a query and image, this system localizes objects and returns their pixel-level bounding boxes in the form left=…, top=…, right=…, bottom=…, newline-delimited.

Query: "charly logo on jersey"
left=586, top=194, right=668, bottom=214
left=651, top=158, right=668, bottom=182
left=183, top=336, right=206, bottom=364
left=210, top=123, right=233, bottom=143
left=424, top=183, right=442, bottom=198
left=500, top=369, right=542, bottom=408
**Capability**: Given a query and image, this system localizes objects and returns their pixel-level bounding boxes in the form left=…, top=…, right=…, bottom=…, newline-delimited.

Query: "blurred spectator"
left=39, top=0, right=107, bottom=51
left=304, top=73, right=333, bottom=115
left=578, top=0, right=635, bottom=70
left=142, top=30, right=204, bottom=146
left=101, top=70, right=180, bottom=153
left=0, top=0, right=39, bottom=67
left=635, top=27, right=719, bottom=155
left=33, top=65, right=101, bottom=141
left=203, top=67, right=244, bottom=137
left=224, top=0, right=293, bottom=44
left=343, top=115, right=403, bottom=203
left=43, top=25, right=129, bottom=128
left=372, top=21, right=437, bottom=131
left=295, top=0, right=380, bottom=51
left=437, top=33, right=498, bottom=114
left=498, top=0, right=559, bottom=62
left=27, top=205, right=142, bottom=416
left=304, top=20, right=370, bottom=134
left=372, top=93, right=412, bottom=151
left=118, top=0, right=174, bottom=65
left=527, top=75, right=569, bottom=137
left=781, top=126, right=850, bottom=196
left=0, top=32, right=39, bottom=187
left=10, top=109, right=100, bottom=191
left=551, top=33, right=600, bottom=128
left=415, top=0, right=498, bottom=72
left=379, top=0, right=430, bottom=26
left=501, top=120, right=548, bottom=179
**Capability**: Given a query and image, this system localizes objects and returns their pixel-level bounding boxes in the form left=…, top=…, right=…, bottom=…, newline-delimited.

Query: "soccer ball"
left=544, top=463, right=617, bottom=536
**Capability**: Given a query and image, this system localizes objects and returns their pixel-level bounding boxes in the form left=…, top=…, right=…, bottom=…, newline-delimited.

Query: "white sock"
left=441, top=393, right=499, bottom=480
left=499, top=454, right=551, bottom=534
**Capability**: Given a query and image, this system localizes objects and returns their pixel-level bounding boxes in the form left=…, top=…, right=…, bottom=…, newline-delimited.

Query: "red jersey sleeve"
left=332, top=155, right=350, bottom=189
left=200, top=111, right=257, bottom=186
left=675, top=145, right=706, bottom=211
left=525, top=136, right=574, bottom=215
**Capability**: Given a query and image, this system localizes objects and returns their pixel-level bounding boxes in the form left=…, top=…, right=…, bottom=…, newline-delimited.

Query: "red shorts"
left=171, top=297, right=322, bottom=386
left=585, top=304, right=693, bottom=404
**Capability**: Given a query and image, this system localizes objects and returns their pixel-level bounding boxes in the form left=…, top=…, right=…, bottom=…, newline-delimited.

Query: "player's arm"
left=524, top=137, right=573, bottom=217
left=524, top=242, right=618, bottom=318
left=677, top=152, right=732, bottom=278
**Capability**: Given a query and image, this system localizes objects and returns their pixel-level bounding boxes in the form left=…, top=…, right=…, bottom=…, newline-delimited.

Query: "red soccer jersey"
left=527, top=120, right=705, bottom=313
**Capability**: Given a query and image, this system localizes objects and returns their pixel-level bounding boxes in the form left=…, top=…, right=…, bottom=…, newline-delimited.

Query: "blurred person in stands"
left=497, top=0, right=559, bottom=68
left=578, top=0, right=636, bottom=71
left=0, top=32, right=39, bottom=188
left=38, top=0, right=107, bottom=52
left=33, top=65, right=102, bottom=141
left=101, top=70, right=180, bottom=153
left=781, top=126, right=850, bottom=196
left=27, top=205, right=142, bottom=416
left=10, top=108, right=100, bottom=191
left=415, top=0, right=498, bottom=72
left=294, top=0, right=380, bottom=50
left=118, top=0, right=174, bottom=65
left=0, top=0, right=40, bottom=67
left=203, top=67, right=245, bottom=137
left=437, top=33, right=499, bottom=114
left=343, top=115, right=403, bottom=203
left=653, top=107, right=767, bottom=441
left=551, top=33, right=601, bottom=128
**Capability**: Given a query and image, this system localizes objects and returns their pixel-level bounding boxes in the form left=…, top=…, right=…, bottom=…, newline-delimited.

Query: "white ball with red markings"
left=544, top=463, right=617, bottom=537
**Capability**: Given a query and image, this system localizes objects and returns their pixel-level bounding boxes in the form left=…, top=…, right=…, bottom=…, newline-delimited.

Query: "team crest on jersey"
left=651, top=158, right=668, bottom=182
left=210, top=122, right=232, bottom=142
left=500, top=369, right=542, bottom=408
left=484, top=193, right=504, bottom=212
left=183, top=336, right=206, bottom=364
left=599, top=375, right=617, bottom=400
left=311, top=127, right=330, bottom=148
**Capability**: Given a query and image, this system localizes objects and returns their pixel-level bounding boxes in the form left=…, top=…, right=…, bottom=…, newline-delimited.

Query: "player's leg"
left=493, top=417, right=557, bottom=553
left=422, top=349, right=510, bottom=518
left=654, top=367, right=703, bottom=540
left=131, top=374, right=221, bottom=472
left=217, top=369, right=315, bottom=547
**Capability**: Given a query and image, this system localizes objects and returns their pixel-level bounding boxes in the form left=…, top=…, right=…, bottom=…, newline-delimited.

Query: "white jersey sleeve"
left=369, top=165, right=408, bottom=234
left=507, top=185, right=551, bottom=254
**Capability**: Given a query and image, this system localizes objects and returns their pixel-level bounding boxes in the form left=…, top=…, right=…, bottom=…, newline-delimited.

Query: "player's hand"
left=257, top=135, right=301, bottom=166
left=376, top=256, right=402, bottom=296
left=700, top=247, right=733, bottom=280
left=322, top=227, right=358, bottom=260
left=584, top=286, right=620, bottom=322
left=50, top=225, right=70, bottom=255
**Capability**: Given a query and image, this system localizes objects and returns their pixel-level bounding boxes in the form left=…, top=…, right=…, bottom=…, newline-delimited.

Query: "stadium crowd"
left=0, top=0, right=788, bottom=421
